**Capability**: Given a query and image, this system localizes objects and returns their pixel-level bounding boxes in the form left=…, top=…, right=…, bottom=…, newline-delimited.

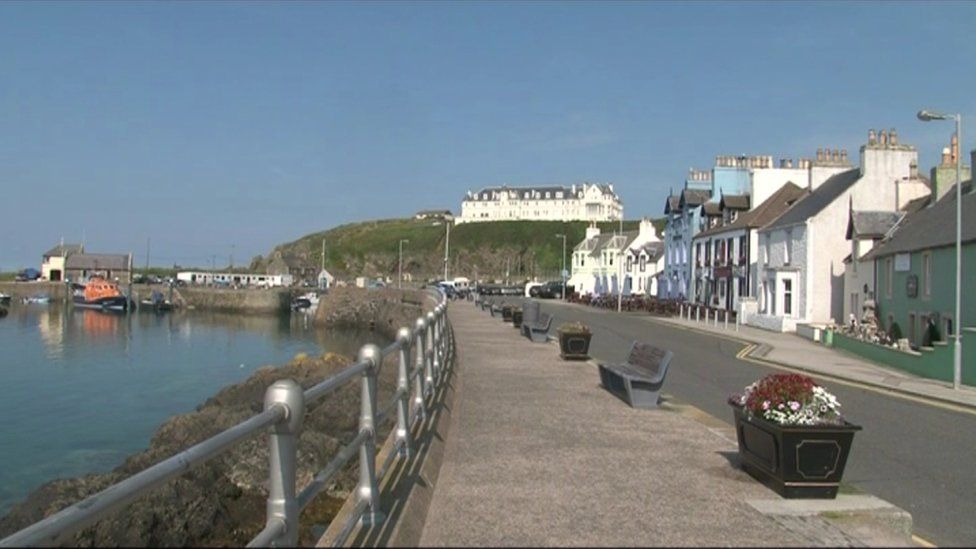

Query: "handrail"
left=1, top=289, right=454, bottom=548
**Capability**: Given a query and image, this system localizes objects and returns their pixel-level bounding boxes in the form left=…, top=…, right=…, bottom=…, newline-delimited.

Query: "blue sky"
left=2, top=1, right=974, bottom=270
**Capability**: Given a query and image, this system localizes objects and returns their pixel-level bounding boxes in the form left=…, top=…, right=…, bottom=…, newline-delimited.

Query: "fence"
left=0, top=290, right=453, bottom=548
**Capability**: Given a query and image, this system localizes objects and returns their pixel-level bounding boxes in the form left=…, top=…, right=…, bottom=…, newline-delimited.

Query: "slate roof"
left=720, top=194, right=751, bottom=210
left=628, top=241, right=664, bottom=259
left=764, top=169, right=861, bottom=231
left=468, top=183, right=616, bottom=201
left=694, top=183, right=808, bottom=239
left=680, top=189, right=711, bottom=208
left=43, top=244, right=83, bottom=258
left=845, top=211, right=904, bottom=240
left=65, top=253, right=129, bottom=271
left=664, top=195, right=681, bottom=214
left=701, top=202, right=723, bottom=216
left=866, top=181, right=976, bottom=259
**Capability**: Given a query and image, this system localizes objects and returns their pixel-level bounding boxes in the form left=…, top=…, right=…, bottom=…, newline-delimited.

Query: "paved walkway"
left=652, top=313, right=976, bottom=410
left=419, top=301, right=904, bottom=547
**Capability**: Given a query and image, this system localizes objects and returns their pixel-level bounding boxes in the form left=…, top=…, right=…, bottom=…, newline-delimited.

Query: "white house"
left=177, top=271, right=293, bottom=288
left=569, top=218, right=660, bottom=296
left=752, top=129, right=930, bottom=332
left=41, top=243, right=84, bottom=282
left=317, top=269, right=336, bottom=290
left=691, top=182, right=808, bottom=313
left=457, top=183, right=622, bottom=224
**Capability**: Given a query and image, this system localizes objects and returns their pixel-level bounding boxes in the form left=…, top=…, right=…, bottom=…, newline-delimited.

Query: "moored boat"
left=22, top=294, right=51, bottom=305
left=73, top=277, right=129, bottom=312
left=140, top=290, right=175, bottom=313
left=0, top=293, right=11, bottom=306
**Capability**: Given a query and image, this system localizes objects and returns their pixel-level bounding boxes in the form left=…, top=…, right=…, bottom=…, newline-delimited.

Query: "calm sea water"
left=0, top=303, right=388, bottom=514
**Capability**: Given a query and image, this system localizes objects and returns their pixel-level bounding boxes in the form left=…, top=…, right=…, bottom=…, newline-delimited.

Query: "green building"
left=859, top=170, right=975, bottom=385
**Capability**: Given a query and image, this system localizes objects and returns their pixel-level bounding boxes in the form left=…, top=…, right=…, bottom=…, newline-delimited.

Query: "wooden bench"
left=525, top=312, right=552, bottom=343
left=490, top=301, right=504, bottom=317
left=598, top=341, right=673, bottom=409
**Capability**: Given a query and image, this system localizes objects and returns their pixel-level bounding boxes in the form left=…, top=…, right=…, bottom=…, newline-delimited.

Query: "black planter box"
left=512, top=309, right=523, bottom=328
left=557, top=331, right=591, bottom=360
left=501, top=305, right=513, bottom=322
left=730, top=405, right=860, bottom=499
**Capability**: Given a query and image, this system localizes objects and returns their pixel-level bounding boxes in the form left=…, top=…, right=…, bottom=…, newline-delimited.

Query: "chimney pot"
left=816, top=148, right=824, bottom=162
left=841, top=149, right=848, bottom=163
left=879, top=129, right=888, bottom=146
left=889, top=128, right=898, bottom=145
left=942, top=147, right=952, bottom=165
left=868, top=129, right=877, bottom=145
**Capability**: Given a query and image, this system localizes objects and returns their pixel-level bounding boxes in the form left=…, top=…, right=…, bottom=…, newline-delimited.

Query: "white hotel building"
left=456, top=183, right=623, bottom=224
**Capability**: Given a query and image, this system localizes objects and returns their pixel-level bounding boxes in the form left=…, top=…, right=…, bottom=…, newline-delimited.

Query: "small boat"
left=22, top=294, right=51, bottom=305
left=291, top=291, right=320, bottom=311
left=73, top=277, right=129, bottom=312
left=0, top=292, right=11, bottom=306
left=140, top=290, right=175, bottom=313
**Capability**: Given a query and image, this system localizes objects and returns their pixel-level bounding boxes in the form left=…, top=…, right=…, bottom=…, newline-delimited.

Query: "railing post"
left=427, top=311, right=439, bottom=388
left=714, top=309, right=719, bottom=327
left=262, top=379, right=305, bottom=547
left=357, top=344, right=385, bottom=526
left=414, top=317, right=428, bottom=422
left=695, top=305, right=700, bottom=322
left=724, top=310, right=728, bottom=330
left=395, top=327, right=412, bottom=457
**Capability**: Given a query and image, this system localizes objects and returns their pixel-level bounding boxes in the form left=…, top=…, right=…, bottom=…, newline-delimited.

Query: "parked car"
left=15, top=268, right=41, bottom=282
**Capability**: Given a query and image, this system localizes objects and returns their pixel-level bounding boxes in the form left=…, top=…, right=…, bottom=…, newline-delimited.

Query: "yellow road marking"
left=646, top=317, right=976, bottom=417
left=912, top=533, right=937, bottom=547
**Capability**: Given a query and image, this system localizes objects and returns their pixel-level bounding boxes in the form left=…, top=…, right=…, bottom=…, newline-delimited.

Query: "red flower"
left=744, top=373, right=816, bottom=417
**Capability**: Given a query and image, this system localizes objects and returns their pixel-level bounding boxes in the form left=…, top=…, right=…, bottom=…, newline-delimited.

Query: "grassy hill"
left=256, top=217, right=665, bottom=283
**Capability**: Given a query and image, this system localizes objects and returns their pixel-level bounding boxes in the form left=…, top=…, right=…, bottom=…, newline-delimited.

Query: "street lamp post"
left=617, top=213, right=624, bottom=312
left=917, top=109, right=964, bottom=389
left=443, top=221, right=451, bottom=282
left=555, top=234, right=567, bottom=300
left=398, top=239, right=409, bottom=290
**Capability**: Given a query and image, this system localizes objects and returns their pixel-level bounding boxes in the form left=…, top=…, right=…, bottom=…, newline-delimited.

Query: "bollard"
left=357, top=344, right=385, bottom=526
left=695, top=306, right=700, bottom=322
left=414, top=317, right=428, bottom=422
left=262, top=379, right=305, bottom=546
left=736, top=312, right=740, bottom=332
left=714, top=309, right=719, bottom=327
left=395, top=327, right=413, bottom=457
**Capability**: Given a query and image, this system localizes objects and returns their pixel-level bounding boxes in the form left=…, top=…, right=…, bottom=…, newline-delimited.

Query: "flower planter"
left=501, top=305, right=513, bottom=322
left=512, top=309, right=523, bottom=329
left=557, top=330, right=591, bottom=360
left=730, top=405, right=860, bottom=498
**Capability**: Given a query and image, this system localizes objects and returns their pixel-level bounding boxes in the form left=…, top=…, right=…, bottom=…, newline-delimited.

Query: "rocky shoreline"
left=0, top=288, right=434, bottom=546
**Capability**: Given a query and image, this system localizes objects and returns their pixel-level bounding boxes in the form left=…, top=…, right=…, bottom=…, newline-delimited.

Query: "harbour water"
left=0, top=303, right=388, bottom=514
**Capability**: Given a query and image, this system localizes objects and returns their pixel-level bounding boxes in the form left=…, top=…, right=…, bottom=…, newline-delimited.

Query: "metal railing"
left=1, top=291, right=454, bottom=548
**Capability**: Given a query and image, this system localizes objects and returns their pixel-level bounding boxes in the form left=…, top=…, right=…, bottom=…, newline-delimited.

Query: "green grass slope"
left=259, top=218, right=665, bottom=283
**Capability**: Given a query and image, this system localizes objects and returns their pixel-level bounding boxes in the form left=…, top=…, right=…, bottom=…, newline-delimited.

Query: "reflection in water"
left=0, top=303, right=390, bottom=515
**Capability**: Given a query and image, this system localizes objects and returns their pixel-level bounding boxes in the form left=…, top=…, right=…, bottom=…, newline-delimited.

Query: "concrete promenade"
left=654, top=312, right=976, bottom=411
left=418, top=301, right=911, bottom=547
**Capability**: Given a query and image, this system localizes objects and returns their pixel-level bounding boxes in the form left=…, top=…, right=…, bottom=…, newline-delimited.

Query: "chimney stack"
left=910, top=159, right=918, bottom=179
left=868, top=129, right=877, bottom=145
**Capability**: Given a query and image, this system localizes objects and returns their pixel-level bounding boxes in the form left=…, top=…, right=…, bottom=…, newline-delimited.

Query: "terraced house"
left=859, top=149, right=975, bottom=385
left=751, top=129, right=930, bottom=332
left=569, top=218, right=660, bottom=296
left=661, top=151, right=850, bottom=302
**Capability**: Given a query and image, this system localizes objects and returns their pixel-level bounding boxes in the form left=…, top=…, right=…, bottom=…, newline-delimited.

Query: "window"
left=626, top=256, right=632, bottom=272
left=639, top=255, right=646, bottom=272
left=783, top=278, right=793, bottom=315
left=922, top=252, right=931, bottom=297
left=885, top=258, right=893, bottom=298
left=945, top=316, right=955, bottom=338
left=763, top=235, right=770, bottom=265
